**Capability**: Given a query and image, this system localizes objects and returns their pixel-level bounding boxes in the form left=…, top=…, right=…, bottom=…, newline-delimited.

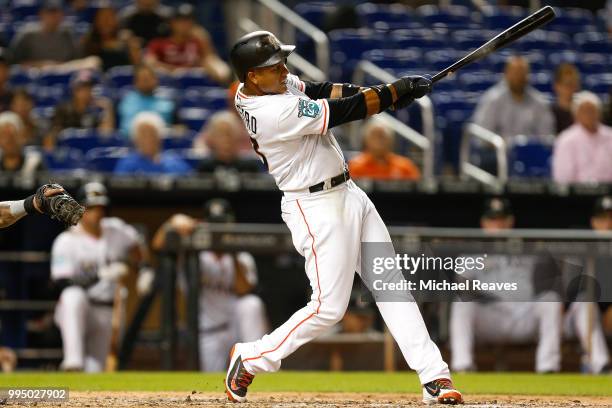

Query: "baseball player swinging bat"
left=431, top=6, right=556, bottom=83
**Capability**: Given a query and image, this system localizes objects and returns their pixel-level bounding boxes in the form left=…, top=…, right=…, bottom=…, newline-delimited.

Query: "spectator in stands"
left=552, top=91, right=612, bottom=183
left=0, top=50, right=12, bottom=111
left=81, top=6, right=142, bottom=71
left=145, top=4, right=231, bottom=84
left=10, top=89, right=44, bottom=146
left=472, top=56, right=554, bottom=140
left=348, top=119, right=421, bottom=180
left=196, top=111, right=261, bottom=173
left=0, top=112, right=45, bottom=177
left=46, top=70, right=114, bottom=149
left=9, top=0, right=98, bottom=70
left=117, top=64, right=175, bottom=136
left=114, top=112, right=191, bottom=175
left=120, top=0, right=171, bottom=46
left=552, top=63, right=581, bottom=135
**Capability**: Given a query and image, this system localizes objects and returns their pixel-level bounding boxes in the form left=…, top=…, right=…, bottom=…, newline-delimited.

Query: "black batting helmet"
left=229, top=31, right=295, bottom=82
left=203, top=199, right=235, bottom=223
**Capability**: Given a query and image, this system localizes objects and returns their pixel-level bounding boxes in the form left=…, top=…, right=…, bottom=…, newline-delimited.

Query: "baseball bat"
left=430, top=6, right=556, bottom=83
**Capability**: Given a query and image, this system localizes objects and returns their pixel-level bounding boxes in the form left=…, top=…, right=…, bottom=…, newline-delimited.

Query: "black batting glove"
left=390, top=75, right=432, bottom=110
left=407, top=75, right=432, bottom=98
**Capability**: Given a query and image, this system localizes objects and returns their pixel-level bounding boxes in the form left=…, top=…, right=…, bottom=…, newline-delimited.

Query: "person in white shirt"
left=224, top=31, right=461, bottom=405
left=51, top=182, right=150, bottom=372
left=152, top=199, right=268, bottom=372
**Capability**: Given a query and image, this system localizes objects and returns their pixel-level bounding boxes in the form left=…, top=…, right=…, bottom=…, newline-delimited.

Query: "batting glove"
left=406, top=75, right=432, bottom=99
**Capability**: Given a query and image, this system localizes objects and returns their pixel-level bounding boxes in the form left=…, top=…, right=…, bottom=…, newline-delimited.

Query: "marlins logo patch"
left=298, top=99, right=321, bottom=118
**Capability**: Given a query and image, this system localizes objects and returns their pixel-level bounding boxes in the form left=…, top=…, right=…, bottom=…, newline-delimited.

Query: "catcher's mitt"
left=35, top=183, right=85, bottom=226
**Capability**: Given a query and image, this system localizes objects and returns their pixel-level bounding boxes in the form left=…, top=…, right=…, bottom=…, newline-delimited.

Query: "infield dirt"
left=4, top=391, right=610, bottom=407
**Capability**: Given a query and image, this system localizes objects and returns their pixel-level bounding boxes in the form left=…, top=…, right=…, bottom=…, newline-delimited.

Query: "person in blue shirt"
left=117, top=64, right=175, bottom=136
left=114, top=111, right=191, bottom=175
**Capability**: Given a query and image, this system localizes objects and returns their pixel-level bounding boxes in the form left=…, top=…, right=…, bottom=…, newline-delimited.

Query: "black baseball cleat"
left=422, top=378, right=463, bottom=405
left=225, top=344, right=255, bottom=403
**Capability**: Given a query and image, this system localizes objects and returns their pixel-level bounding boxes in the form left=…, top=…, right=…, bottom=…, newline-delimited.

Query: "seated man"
left=9, top=0, right=98, bottom=70
left=553, top=91, right=612, bottom=183
left=348, top=118, right=420, bottom=180
left=117, top=64, right=176, bottom=136
left=196, top=111, right=261, bottom=174
left=0, top=112, right=45, bottom=177
left=114, top=111, right=191, bottom=175
left=146, top=4, right=230, bottom=84
left=450, top=198, right=609, bottom=373
left=46, top=70, right=115, bottom=148
left=152, top=199, right=268, bottom=371
left=51, top=182, right=149, bottom=372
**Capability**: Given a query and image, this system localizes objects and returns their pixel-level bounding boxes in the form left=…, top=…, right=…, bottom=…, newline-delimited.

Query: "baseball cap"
left=41, top=0, right=64, bottom=10
left=482, top=198, right=513, bottom=219
left=593, top=196, right=612, bottom=216
left=171, top=3, right=195, bottom=19
left=78, top=182, right=109, bottom=207
left=70, top=70, right=97, bottom=88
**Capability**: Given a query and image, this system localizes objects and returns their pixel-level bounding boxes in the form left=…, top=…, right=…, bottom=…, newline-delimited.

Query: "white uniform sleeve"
left=237, top=252, right=258, bottom=286
left=276, top=95, right=329, bottom=140
left=104, top=217, right=142, bottom=253
left=50, top=233, right=77, bottom=280
left=285, top=73, right=305, bottom=93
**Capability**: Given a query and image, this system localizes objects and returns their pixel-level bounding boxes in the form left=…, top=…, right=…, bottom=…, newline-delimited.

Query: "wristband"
left=8, top=200, right=26, bottom=217
left=23, top=195, right=37, bottom=215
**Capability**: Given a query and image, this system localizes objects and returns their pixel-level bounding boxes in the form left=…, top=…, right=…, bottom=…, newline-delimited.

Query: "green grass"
left=2, top=372, right=611, bottom=396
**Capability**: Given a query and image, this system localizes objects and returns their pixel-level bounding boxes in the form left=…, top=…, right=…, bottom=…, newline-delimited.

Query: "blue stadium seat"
left=453, top=29, right=498, bottom=51
left=57, top=129, right=126, bottom=154
left=391, top=28, right=447, bottom=50
left=486, top=50, right=546, bottom=72
left=371, top=21, right=423, bottom=32
left=85, top=146, right=131, bottom=172
left=37, top=70, right=76, bottom=87
left=425, top=49, right=490, bottom=72
left=509, top=138, right=552, bottom=178
left=362, top=49, right=426, bottom=72
left=574, top=32, right=612, bottom=54
left=547, top=7, right=594, bottom=34
left=106, top=66, right=134, bottom=91
left=8, top=66, right=36, bottom=87
left=356, top=2, right=412, bottom=26
left=175, top=70, right=217, bottom=89
left=330, top=29, right=387, bottom=81
left=32, top=106, right=54, bottom=121
left=164, top=148, right=207, bottom=170
left=44, top=147, right=85, bottom=171
left=162, top=129, right=197, bottom=150
left=480, top=6, right=527, bottom=30
left=577, top=53, right=609, bottom=75
left=517, top=30, right=571, bottom=52
left=458, top=71, right=500, bottom=92
left=417, top=5, right=473, bottom=29
left=585, top=73, right=612, bottom=95
left=11, top=0, right=40, bottom=20
left=33, top=87, right=65, bottom=108
left=294, top=2, right=337, bottom=29
left=180, top=87, right=227, bottom=110
left=530, top=72, right=552, bottom=94
left=178, top=107, right=212, bottom=132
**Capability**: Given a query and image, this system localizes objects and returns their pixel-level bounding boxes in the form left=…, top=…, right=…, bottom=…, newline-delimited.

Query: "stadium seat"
left=37, top=70, right=78, bottom=87
left=453, top=29, right=498, bottom=51
left=480, top=6, right=527, bottom=30
left=330, top=29, right=387, bottom=81
left=517, top=30, right=571, bottom=52
left=8, top=66, right=36, bottom=87
left=33, top=87, right=65, bottom=108
left=577, top=53, right=609, bottom=75
left=356, top=2, right=412, bottom=26
left=584, top=73, right=612, bottom=95
left=174, top=69, right=217, bottom=89
left=164, top=148, right=207, bottom=169
left=547, top=7, right=594, bottom=34
left=509, top=137, right=552, bottom=178
left=181, top=87, right=227, bottom=110
left=178, top=107, right=212, bottom=132
left=530, top=72, right=553, bottom=94
left=458, top=71, right=501, bottom=92
left=10, top=0, right=40, bottom=21
left=85, top=146, right=131, bottom=173
left=574, top=32, right=612, bottom=54
left=362, top=49, right=425, bottom=72
left=57, top=129, right=126, bottom=154
left=417, top=5, right=474, bottom=30
left=371, top=21, right=423, bottom=32
left=391, top=28, right=447, bottom=50
left=106, top=66, right=134, bottom=91
left=162, top=129, right=197, bottom=150
left=425, top=49, right=490, bottom=72
left=294, top=2, right=337, bottom=29
left=44, top=147, right=85, bottom=171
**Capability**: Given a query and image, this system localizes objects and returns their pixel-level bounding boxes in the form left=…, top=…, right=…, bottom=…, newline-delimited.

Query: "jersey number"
left=249, top=137, right=269, bottom=171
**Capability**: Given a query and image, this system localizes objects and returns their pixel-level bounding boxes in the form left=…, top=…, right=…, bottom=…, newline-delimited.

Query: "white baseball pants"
left=239, top=180, right=450, bottom=384
left=54, top=286, right=113, bottom=372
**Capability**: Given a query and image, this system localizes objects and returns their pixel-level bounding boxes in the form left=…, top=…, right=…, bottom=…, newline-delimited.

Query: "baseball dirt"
left=4, top=391, right=610, bottom=407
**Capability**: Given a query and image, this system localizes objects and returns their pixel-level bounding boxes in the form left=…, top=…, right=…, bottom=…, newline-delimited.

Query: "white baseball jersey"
left=51, top=217, right=141, bottom=303
left=197, top=251, right=257, bottom=331
left=235, top=73, right=346, bottom=191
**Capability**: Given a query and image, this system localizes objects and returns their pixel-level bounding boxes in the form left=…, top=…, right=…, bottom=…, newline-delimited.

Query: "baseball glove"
left=35, top=183, right=85, bottom=226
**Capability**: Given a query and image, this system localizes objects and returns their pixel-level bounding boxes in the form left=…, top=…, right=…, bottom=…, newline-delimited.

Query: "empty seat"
left=11, top=1, right=40, bottom=20
left=9, top=66, right=36, bottom=87
left=362, top=49, right=425, bottom=71
left=391, top=28, right=447, bottom=50
left=547, top=7, right=594, bottom=34
left=330, top=29, right=388, bottom=64
left=453, top=29, right=498, bottom=51
left=480, top=6, right=527, bottom=30
left=162, top=129, right=197, bottom=150
left=178, top=107, right=212, bottom=132
left=458, top=71, right=500, bottom=92
left=417, top=5, right=473, bottom=29
left=57, top=129, right=126, bottom=153
left=425, top=48, right=490, bottom=71
left=174, top=69, right=217, bottom=89
left=106, top=65, right=134, bottom=90
left=585, top=73, right=612, bottom=95
left=85, top=146, right=131, bottom=172
left=44, top=147, right=85, bottom=171
left=574, top=32, right=612, bottom=54
left=509, top=138, right=552, bottom=178
left=517, top=30, right=571, bottom=52
left=37, top=70, right=76, bottom=87
left=294, top=2, right=337, bottom=29
left=356, top=2, right=412, bottom=26
left=164, top=148, right=207, bottom=169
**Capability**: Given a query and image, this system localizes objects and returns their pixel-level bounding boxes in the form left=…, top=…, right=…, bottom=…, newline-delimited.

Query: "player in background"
left=152, top=199, right=268, bottom=372
left=51, top=182, right=153, bottom=372
left=0, top=184, right=66, bottom=228
left=225, top=31, right=462, bottom=405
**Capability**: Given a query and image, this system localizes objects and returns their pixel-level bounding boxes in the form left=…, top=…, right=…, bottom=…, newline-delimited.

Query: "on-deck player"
left=224, top=31, right=463, bottom=405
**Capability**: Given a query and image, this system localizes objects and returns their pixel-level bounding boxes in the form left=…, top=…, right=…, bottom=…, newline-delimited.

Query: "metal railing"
left=352, top=61, right=436, bottom=183
left=244, top=0, right=329, bottom=78
left=460, top=123, right=508, bottom=189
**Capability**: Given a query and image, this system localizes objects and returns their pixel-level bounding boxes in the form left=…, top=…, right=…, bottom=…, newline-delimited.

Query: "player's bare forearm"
left=233, top=255, right=254, bottom=296
left=0, top=202, right=27, bottom=229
